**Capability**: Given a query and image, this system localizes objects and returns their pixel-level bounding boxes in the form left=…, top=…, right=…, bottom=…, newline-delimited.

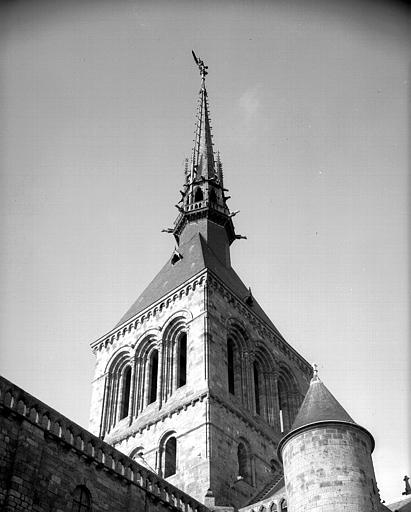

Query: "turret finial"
left=311, top=363, right=320, bottom=382
left=403, top=475, right=411, bottom=495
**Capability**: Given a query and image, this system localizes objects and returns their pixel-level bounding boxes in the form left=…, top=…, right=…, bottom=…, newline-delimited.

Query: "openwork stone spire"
left=171, top=52, right=236, bottom=250
left=191, top=55, right=216, bottom=181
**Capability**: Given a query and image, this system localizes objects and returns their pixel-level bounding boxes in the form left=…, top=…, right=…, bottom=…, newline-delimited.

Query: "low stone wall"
left=0, top=375, right=210, bottom=512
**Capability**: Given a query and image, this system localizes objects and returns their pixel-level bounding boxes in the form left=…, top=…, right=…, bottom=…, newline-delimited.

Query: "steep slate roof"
left=278, top=374, right=376, bottom=460
left=115, top=231, right=279, bottom=333
left=115, top=232, right=206, bottom=328
left=290, top=374, right=355, bottom=431
left=247, top=474, right=284, bottom=505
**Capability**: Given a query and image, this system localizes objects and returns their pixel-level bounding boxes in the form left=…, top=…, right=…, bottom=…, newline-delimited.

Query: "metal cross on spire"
left=192, top=50, right=208, bottom=83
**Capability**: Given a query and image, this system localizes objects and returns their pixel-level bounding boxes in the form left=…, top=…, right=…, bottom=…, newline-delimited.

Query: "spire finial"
left=189, top=50, right=215, bottom=184
left=192, top=50, right=208, bottom=85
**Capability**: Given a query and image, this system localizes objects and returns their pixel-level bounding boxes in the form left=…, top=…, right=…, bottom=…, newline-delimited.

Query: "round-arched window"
left=164, top=436, right=177, bottom=478
left=72, top=485, right=91, bottom=512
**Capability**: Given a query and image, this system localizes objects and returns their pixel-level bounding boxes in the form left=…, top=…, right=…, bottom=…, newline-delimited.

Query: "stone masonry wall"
left=89, top=274, right=212, bottom=504
left=209, top=399, right=278, bottom=508
left=111, top=397, right=210, bottom=503
left=207, top=274, right=310, bottom=429
left=0, top=375, right=209, bottom=512
left=206, top=274, right=310, bottom=507
left=281, top=424, right=382, bottom=512
left=88, top=269, right=311, bottom=510
left=89, top=273, right=207, bottom=438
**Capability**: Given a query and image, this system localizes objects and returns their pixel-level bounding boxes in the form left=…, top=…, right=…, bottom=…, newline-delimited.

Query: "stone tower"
left=278, top=373, right=383, bottom=512
left=89, top=54, right=312, bottom=508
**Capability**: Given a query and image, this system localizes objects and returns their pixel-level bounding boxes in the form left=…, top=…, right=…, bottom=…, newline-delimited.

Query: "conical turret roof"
left=278, top=373, right=375, bottom=458
left=291, top=374, right=355, bottom=430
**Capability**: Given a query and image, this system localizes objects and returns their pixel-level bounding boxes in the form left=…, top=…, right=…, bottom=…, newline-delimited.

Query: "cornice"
left=108, top=390, right=209, bottom=446
left=106, top=389, right=280, bottom=450
left=91, top=270, right=208, bottom=353
left=91, top=267, right=312, bottom=381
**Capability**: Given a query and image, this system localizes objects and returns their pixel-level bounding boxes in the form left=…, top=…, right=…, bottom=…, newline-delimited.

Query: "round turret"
left=278, top=374, right=383, bottom=512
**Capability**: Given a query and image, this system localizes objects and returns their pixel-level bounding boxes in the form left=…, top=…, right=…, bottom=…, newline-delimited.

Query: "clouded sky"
left=0, top=0, right=409, bottom=504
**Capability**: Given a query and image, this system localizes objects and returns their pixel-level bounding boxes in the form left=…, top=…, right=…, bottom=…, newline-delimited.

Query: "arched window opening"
left=119, top=366, right=131, bottom=419
left=177, top=333, right=187, bottom=388
left=280, top=500, right=287, bottom=511
left=237, top=442, right=250, bottom=481
left=194, top=187, right=203, bottom=202
left=148, top=350, right=158, bottom=404
left=227, top=338, right=235, bottom=395
left=278, top=379, right=287, bottom=433
left=253, top=362, right=260, bottom=415
left=269, top=503, right=278, bottom=512
left=209, top=189, right=217, bottom=203
left=164, top=436, right=177, bottom=478
left=103, top=351, right=133, bottom=435
left=277, top=369, right=299, bottom=433
left=72, top=485, right=91, bottom=512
